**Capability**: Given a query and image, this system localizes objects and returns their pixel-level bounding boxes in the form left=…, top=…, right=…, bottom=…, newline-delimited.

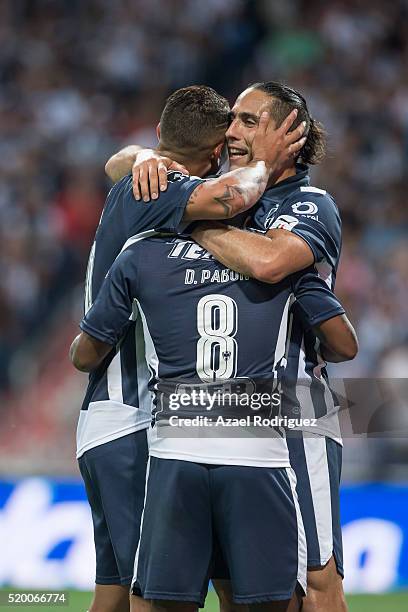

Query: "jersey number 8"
left=196, top=294, right=238, bottom=382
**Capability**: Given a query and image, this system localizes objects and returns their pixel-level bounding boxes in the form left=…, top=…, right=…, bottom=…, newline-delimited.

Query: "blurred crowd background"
left=0, top=0, right=407, bottom=476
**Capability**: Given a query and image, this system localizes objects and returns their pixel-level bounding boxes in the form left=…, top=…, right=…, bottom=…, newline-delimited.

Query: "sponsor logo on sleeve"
left=262, top=204, right=280, bottom=229
left=270, top=215, right=299, bottom=231
left=167, top=171, right=189, bottom=182
left=292, top=201, right=319, bottom=216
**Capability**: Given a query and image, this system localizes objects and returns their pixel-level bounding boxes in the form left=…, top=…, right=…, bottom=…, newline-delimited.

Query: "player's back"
left=127, top=234, right=296, bottom=468
left=82, top=232, right=345, bottom=466
left=78, top=172, right=202, bottom=458
left=134, top=235, right=293, bottom=383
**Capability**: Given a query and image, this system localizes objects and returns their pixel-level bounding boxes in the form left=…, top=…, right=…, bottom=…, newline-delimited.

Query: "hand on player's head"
left=132, top=150, right=189, bottom=201
left=251, top=108, right=306, bottom=176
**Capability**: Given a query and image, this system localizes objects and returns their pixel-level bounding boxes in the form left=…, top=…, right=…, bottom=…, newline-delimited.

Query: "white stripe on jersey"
left=132, top=455, right=151, bottom=590
left=120, top=229, right=158, bottom=255
left=297, top=337, right=307, bottom=380
left=105, top=231, right=159, bottom=403
left=76, top=401, right=151, bottom=459
left=315, top=261, right=333, bottom=289
left=286, top=466, right=307, bottom=594
left=294, top=337, right=315, bottom=421
left=303, top=436, right=333, bottom=565
left=273, top=294, right=294, bottom=437
left=273, top=294, right=294, bottom=376
left=135, top=299, right=159, bottom=381
left=290, top=335, right=342, bottom=441
left=135, top=312, right=155, bottom=416
left=84, top=241, right=96, bottom=314
left=102, top=230, right=157, bottom=405
left=300, top=186, right=327, bottom=195
left=107, top=351, right=124, bottom=403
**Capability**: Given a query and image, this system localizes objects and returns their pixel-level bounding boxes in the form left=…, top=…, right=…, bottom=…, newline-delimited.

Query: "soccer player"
left=76, top=85, right=305, bottom=612
left=107, top=82, right=350, bottom=612
left=193, top=83, right=348, bottom=612
left=71, top=227, right=356, bottom=612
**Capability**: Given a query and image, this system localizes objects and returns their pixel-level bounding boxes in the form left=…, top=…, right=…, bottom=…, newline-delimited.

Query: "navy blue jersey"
left=248, top=164, right=343, bottom=437
left=81, top=236, right=344, bottom=464
left=249, top=163, right=341, bottom=287
left=77, top=172, right=203, bottom=458
left=82, top=236, right=343, bottom=382
left=85, top=172, right=202, bottom=307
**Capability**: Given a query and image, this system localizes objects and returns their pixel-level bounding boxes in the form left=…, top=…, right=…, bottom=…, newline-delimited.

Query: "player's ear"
left=156, top=122, right=161, bottom=140
left=211, top=141, right=224, bottom=161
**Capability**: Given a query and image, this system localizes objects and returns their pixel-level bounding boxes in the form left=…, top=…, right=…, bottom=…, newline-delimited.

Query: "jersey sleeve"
left=269, top=191, right=342, bottom=270
left=80, top=247, right=139, bottom=346
left=291, top=271, right=345, bottom=330
left=85, top=172, right=204, bottom=308
left=119, top=171, right=205, bottom=236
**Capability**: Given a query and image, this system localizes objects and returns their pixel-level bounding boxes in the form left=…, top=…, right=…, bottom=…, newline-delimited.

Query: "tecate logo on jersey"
left=168, top=240, right=213, bottom=261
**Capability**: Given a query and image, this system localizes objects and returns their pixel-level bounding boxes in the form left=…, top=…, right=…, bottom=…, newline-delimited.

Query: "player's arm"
left=106, top=110, right=306, bottom=210
left=105, top=146, right=189, bottom=198
left=105, top=145, right=144, bottom=183
left=70, top=249, right=138, bottom=372
left=314, top=315, right=358, bottom=362
left=182, top=110, right=306, bottom=221
left=191, top=223, right=313, bottom=282
left=70, top=333, right=112, bottom=372
left=293, top=273, right=358, bottom=363
left=191, top=191, right=340, bottom=282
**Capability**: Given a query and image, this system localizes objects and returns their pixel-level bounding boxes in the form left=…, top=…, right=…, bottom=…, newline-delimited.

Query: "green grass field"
left=1, top=590, right=408, bottom=611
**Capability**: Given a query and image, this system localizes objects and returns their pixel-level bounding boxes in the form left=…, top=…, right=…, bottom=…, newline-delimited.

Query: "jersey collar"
left=260, top=163, right=310, bottom=205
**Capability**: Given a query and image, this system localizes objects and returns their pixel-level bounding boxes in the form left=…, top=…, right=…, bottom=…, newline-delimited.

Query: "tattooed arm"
left=183, top=110, right=306, bottom=221
left=183, top=165, right=267, bottom=221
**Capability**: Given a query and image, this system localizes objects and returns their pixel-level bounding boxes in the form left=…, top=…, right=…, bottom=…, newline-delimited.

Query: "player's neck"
left=267, top=166, right=296, bottom=189
left=156, top=146, right=208, bottom=178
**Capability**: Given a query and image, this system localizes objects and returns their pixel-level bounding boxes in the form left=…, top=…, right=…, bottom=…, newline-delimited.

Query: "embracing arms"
left=70, top=308, right=358, bottom=373
left=192, top=223, right=313, bottom=283
left=105, top=111, right=306, bottom=222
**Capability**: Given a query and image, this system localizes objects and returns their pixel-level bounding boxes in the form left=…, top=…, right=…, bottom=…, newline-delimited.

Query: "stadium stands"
left=0, top=0, right=407, bottom=476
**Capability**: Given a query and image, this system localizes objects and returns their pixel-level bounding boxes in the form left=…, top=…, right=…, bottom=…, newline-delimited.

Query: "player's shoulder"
left=166, top=170, right=191, bottom=183
left=112, top=242, right=138, bottom=268
left=108, top=174, right=133, bottom=197
left=106, top=242, right=141, bottom=285
left=102, top=175, right=135, bottom=216
left=286, top=184, right=336, bottom=205
left=151, top=171, right=204, bottom=209
left=282, top=184, right=339, bottom=218
left=165, top=170, right=205, bottom=189
left=118, top=231, right=170, bottom=261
